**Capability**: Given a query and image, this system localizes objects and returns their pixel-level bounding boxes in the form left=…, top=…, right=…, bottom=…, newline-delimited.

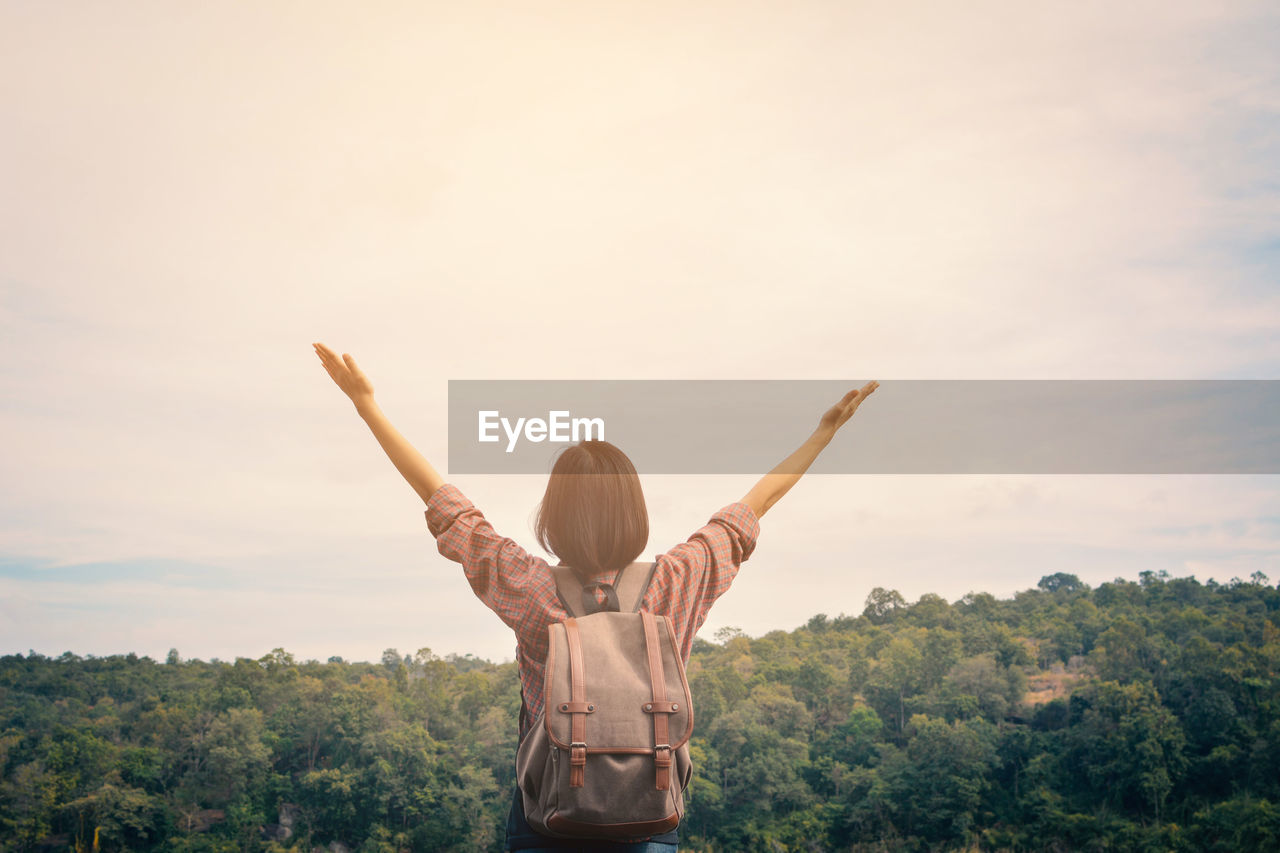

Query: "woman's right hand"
left=817, top=380, right=879, bottom=436
left=313, top=342, right=376, bottom=407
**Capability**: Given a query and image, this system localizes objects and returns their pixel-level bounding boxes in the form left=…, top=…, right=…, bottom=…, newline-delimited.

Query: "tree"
left=63, top=780, right=160, bottom=851
left=1094, top=616, right=1157, bottom=682
left=900, top=715, right=999, bottom=845
left=943, top=654, right=1022, bottom=722
left=1188, top=797, right=1280, bottom=852
left=863, top=588, right=907, bottom=624
left=713, top=626, right=746, bottom=644
left=828, top=703, right=883, bottom=768
left=1066, top=680, right=1188, bottom=820
left=257, top=648, right=295, bottom=670
left=865, top=631, right=926, bottom=733
left=1038, top=572, right=1086, bottom=594
left=188, top=707, right=272, bottom=805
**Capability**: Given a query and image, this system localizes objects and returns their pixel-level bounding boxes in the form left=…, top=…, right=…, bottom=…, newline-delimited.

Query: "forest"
left=2, top=569, right=1278, bottom=852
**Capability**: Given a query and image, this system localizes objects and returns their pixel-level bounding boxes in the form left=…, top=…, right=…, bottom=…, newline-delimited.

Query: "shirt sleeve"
left=645, top=501, right=761, bottom=658
left=423, top=484, right=561, bottom=644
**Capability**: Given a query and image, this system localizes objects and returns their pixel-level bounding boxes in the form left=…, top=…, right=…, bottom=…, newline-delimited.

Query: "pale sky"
left=2, top=1, right=1278, bottom=664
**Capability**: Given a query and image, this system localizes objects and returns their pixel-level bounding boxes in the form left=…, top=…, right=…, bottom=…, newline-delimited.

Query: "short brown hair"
left=534, top=441, right=648, bottom=579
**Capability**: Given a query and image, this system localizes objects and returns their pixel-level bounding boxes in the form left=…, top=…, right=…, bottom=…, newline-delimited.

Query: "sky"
left=1, top=0, right=1278, bottom=665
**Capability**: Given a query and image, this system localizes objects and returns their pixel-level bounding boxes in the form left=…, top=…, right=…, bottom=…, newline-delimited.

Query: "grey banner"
left=447, top=380, right=1280, bottom=475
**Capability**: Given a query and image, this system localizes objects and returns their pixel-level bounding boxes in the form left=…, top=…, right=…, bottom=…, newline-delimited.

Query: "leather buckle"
left=569, top=742, right=587, bottom=788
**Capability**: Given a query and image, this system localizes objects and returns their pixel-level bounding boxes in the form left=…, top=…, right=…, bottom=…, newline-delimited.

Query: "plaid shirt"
left=424, top=483, right=760, bottom=737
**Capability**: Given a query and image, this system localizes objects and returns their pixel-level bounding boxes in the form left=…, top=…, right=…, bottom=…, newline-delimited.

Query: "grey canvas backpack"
left=515, top=560, right=694, bottom=841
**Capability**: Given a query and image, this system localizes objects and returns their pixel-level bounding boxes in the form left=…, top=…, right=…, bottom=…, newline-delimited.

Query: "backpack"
left=515, top=560, right=694, bottom=842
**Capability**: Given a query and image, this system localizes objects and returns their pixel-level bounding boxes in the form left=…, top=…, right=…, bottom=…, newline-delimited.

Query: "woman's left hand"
left=313, top=342, right=375, bottom=406
left=817, top=380, right=879, bottom=435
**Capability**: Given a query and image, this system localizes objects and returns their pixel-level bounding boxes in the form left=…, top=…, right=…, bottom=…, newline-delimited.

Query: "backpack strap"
left=550, top=561, right=658, bottom=616
left=641, top=610, right=674, bottom=790
left=550, top=566, right=595, bottom=617
left=615, top=560, right=659, bottom=612
left=549, top=566, right=579, bottom=616
left=564, top=617, right=588, bottom=788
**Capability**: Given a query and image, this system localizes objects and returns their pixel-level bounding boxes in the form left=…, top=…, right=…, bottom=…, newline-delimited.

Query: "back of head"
left=535, top=440, right=648, bottom=580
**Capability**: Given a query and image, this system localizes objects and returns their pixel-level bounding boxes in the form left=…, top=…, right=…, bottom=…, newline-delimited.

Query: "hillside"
left=2, top=570, right=1278, bottom=852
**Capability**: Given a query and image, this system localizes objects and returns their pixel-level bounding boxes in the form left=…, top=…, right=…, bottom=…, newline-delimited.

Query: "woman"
left=313, top=341, right=878, bottom=852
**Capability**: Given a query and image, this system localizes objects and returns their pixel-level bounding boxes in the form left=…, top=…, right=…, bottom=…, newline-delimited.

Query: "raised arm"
left=740, top=380, right=879, bottom=519
left=313, top=342, right=445, bottom=505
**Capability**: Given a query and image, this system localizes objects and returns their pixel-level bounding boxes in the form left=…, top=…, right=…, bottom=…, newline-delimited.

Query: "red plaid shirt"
left=424, top=483, right=760, bottom=737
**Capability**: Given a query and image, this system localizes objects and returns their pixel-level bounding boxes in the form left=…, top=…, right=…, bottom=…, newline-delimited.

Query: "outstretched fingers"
left=313, top=342, right=375, bottom=401
left=835, top=381, right=879, bottom=426
left=840, top=380, right=878, bottom=409
left=314, top=343, right=348, bottom=373
left=313, top=342, right=354, bottom=391
left=314, top=342, right=342, bottom=364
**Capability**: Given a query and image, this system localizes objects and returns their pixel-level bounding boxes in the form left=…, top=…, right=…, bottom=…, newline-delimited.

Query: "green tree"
left=63, top=780, right=160, bottom=851
left=1066, top=680, right=1187, bottom=820
left=1039, top=572, right=1086, bottom=594
left=900, top=715, right=999, bottom=845
left=865, top=630, right=926, bottom=733
left=863, top=588, right=907, bottom=624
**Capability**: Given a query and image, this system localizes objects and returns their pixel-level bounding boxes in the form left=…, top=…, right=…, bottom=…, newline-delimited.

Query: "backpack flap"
left=543, top=612, right=693, bottom=757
